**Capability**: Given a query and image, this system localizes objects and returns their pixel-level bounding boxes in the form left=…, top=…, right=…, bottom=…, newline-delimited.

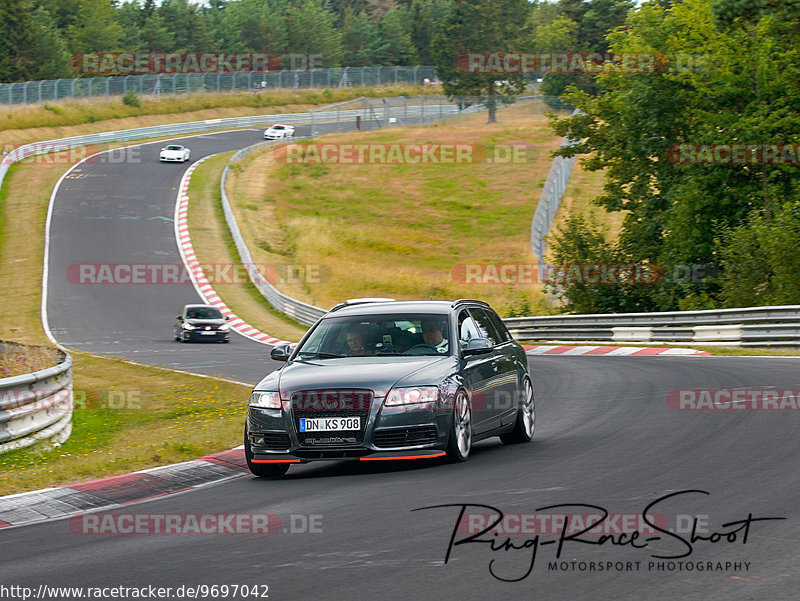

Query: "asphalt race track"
left=4, top=124, right=800, bottom=600
left=3, top=356, right=800, bottom=599
left=45, top=129, right=280, bottom=382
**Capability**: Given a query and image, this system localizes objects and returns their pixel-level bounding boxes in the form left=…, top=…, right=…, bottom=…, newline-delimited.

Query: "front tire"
left=244, top=427, right=290, bottom=477
left=501, top=377, right=535, bottom=444
left=445, top=389, right=472, bottom=462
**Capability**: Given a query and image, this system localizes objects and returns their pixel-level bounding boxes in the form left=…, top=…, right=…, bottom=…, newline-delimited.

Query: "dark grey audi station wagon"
left=245, top=299, right=534, bottom=477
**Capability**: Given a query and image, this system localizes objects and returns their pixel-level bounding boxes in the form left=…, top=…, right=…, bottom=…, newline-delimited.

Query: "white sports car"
left=160, top=145, right=191, bottom=162
left=263, top=124, right=295, bottom=140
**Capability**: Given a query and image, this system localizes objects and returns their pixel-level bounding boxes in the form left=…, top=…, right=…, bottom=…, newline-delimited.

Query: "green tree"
left=0, top=0, right=39, bottom=82
left=342, top=10, right=378, bottom=65
left=408, top=0, right=452, bottom=64
left=159, top=0, right=215, bottom=52
left=139, top=11, right=172, bottom=52
left=67, top=0, right=121, bottom=53
left=285, top=0, right=344, bottom=66
left=717, top=202, right=800, bottom=306
left=116, top=1, right=144, bottom=51
left=432, top=0, right=531, bottom=122
left=549, top=0, right=800, bottom=310
left=30, top=5, right=73, bottom=79
left=370, top=8, right=417, bottom=64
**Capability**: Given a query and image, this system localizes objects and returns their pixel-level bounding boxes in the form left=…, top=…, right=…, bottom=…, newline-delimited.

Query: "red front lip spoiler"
left=251, top=449, right=446, bottom=463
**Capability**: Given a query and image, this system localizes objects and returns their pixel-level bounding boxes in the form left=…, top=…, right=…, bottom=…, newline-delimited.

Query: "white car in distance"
left=159, top=144, right=191, bottom=163
left=263, top=124, right=295, bottom=140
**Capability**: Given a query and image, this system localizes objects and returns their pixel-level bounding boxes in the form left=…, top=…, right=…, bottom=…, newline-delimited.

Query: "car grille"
left=374, top=425, right=438, bottom=448
left=290, top=389, right=372, bottom=447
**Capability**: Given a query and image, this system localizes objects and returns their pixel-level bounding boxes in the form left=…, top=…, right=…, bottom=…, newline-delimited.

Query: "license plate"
left=200, top=331, right=216, bottom=335
left=299, top=417, right=360, bottom=432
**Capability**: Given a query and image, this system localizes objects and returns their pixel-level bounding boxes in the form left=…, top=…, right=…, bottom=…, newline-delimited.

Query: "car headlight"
left=249, top=391, right=282, bottom=409
left=385, top=386, right=439, bottom=407
left=219, top=323, right=230, bottom=331
left=182, top=322, right=196, bottom=330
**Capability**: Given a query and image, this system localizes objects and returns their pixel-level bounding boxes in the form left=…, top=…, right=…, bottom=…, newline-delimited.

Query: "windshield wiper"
left=296, top=352, right=346, bottom=359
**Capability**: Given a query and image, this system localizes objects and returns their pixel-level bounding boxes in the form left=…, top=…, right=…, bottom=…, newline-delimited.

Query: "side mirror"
left=225, top=315, right=231, bottom=320
left=462, top=338, right=493, bottom=357
left=176, top=315, right=183, bottom=321
left=270, top=344, right=292, bottom=362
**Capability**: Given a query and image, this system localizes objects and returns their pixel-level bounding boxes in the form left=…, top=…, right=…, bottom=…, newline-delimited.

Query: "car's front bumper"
left=247, top=401, right=451, bottom=463
left=183, top=330, right=229, bottom=341
left=249, top=449, right=446, bottom=464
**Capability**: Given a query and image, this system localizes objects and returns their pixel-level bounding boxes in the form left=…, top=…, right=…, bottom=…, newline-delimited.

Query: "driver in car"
left=421, top=318, right=449, bottom=353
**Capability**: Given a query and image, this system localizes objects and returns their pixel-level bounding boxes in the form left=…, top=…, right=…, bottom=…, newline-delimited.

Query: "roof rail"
left=328, top=298, right=397, bottom=313
left=451, top=298, right=490, bottom=308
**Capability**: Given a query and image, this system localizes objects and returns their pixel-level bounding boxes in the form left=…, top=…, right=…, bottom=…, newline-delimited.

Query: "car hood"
left=185, top=318, right=226, bottom=326
left=256, top=356, right=457, bottom=399
left=161, top=149, right=183, bottom=155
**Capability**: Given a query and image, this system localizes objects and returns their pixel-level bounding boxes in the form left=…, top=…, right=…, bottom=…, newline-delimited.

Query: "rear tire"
left=501, top=377, right=535, bottom=444
left=244, top=427, right=290, bottom=477
left=445, top=389, right=472, bottom=462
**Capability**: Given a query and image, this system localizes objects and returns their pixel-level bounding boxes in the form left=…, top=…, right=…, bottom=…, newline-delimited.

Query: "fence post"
left=106, top=77, right=110, bottom=101
left=54, top=79, right=61, bottom=101
left=413, top=65, right=419, bottom=85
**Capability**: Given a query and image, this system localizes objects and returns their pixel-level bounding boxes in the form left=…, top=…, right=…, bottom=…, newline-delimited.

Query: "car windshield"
left=166, top=145, right=182, bottom=150
left=185, top=307, right=222, bottom=319
left=272, top=125, right=284, bottom=129
left=295, top=313, right=451, bottom=358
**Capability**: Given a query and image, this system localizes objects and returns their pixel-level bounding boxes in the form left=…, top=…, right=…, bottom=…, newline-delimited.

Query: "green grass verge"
left=186, top=153, right=308, bottom=341
left=0, top=352, right=252, bottom=496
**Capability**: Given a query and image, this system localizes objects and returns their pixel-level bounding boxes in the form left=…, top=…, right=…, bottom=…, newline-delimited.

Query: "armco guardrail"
left=220, top=142, right=326, bottom=326
left=504, top=305, right=800, bottom=346
left=0, top=348, right=73, bottom=454
left=0, top=95, right=456, bottom=195
left=218, top=95, right=479, bottom=325
left=0, top=66, right=438, bottom=105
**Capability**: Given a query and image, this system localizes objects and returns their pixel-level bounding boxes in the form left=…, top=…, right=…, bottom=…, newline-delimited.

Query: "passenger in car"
left=346, top=326, right=373, bottom=356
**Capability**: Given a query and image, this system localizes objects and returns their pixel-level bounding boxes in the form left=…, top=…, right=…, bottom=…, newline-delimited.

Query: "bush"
left=122, top=89, right=141, bottom=108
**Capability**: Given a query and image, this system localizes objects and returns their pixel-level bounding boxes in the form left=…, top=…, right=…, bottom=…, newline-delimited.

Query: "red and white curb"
left=522, top=345, right=709, bottom=356
left=174, top=157, right=295, bottom=347
left=0, top=448, right=248, bottom=529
